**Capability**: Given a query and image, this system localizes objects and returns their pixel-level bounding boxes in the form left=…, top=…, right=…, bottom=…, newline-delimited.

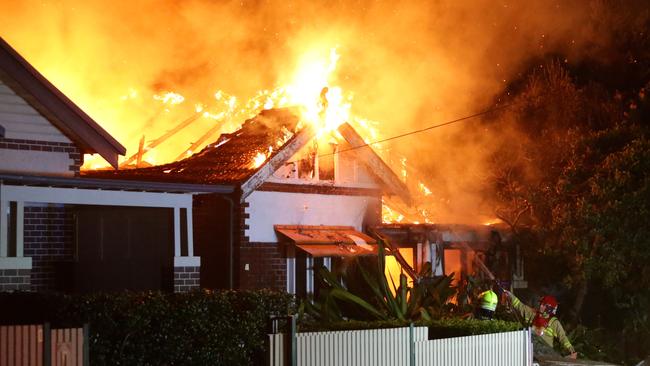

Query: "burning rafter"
left=337, top=122, right=412, bottom=206
left=119, top=110, right=204, bottom=168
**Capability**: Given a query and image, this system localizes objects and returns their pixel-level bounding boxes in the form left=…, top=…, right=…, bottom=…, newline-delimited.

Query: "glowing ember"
left=382, top=200, right=405, bottom=223
left=153, top=91, right=185, bottom=105
left=251, top=152, right=268, bottom=169
left=419, top=182, right=432, bottom=196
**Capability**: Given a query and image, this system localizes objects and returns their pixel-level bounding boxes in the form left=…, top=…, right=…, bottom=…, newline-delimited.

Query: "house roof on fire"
left=86, top=107, right=411, bottom=203
left=0, top=37, right=126, bottom=168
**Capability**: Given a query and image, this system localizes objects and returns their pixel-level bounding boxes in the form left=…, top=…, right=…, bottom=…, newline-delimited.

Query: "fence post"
left=83, top=323, right=90, bottom=366
left=43, top=322, right=51, bottom=366
left=409, top=323, right=415, bottom=366
left=290, top=315, right=297, bottom=366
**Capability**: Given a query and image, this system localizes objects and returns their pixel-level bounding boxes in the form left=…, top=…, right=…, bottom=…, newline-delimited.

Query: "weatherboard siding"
left=0, top=81, right=82, bottom=175
left=0, top=81, right=72, bottom=143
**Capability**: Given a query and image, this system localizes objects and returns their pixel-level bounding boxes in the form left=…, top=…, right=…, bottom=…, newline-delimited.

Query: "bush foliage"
left=0, top=290, right=296, bottom=366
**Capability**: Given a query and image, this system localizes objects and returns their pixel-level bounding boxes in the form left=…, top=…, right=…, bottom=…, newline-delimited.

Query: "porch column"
left=0, top=197, right=7, bottom=257
left=173, top=205, right=200, bottom=293
left=0, top=184, right=31, bottom=291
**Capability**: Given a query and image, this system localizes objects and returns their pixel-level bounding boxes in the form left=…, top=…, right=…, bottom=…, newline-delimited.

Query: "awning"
left=275, top=225, right=377, bottom=257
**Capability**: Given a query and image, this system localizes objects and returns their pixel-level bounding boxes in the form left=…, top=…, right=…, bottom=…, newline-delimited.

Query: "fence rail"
left=268, top=324, right=532, bottom=366
left=0, top=324, right=87, bottom=366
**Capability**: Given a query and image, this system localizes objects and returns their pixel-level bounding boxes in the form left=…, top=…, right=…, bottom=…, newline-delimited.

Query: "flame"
left=382, top=201, right=405, bottom=223
left=251, top=146, right=274, bottom=169
left=251, top=152, right=268, bottom=169
left=482, top=218, right=503, bottom=226
left=153, top=91, right=185, bottom=105
left=284, top=48, right=351, bottom=134
left=419, top=182, right=432, bottom=196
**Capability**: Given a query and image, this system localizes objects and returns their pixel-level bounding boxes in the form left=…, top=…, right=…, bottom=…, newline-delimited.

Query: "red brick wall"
left=22, top=205, right=75, bottom=291
left=0, top=138, right=83, bottom=175
left=239, top=242, right=286, bottom=291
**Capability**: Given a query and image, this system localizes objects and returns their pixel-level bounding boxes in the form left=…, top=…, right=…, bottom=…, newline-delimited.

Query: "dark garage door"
left=74, top=206, right=174, bottom=292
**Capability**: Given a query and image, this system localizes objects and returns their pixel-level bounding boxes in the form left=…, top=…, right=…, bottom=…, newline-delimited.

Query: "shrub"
left=0, top=290, right=296, bottom=365
left=299, top=317, right=522, bottom=338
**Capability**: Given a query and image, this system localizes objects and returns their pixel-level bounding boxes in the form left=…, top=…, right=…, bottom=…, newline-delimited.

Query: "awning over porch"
left=275, top=225, right=377, bottom=257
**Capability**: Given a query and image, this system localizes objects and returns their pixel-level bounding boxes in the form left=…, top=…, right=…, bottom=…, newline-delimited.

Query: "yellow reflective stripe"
left=544, top=327, right=555, bottom=336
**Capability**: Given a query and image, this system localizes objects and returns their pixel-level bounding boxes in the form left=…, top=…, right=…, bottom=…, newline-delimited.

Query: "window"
left=287, top=254, right=331, bottom=298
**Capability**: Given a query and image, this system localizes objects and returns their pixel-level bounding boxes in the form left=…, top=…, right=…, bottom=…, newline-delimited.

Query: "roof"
left=86, top=107, right=411, bottom=202
left=275, top=225, right=377, bottom=257
left=0, top=172, right=234, bottom=194
left=86, top=108, right=305, bottom=186
left=0, top=37, right=126, bottom=168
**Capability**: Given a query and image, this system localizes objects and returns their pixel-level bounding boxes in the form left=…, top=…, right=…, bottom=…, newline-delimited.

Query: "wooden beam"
left=173, top=118, right=224, bottom=162
left=337, top=122, right=412, bottom=205
left=120, top=111, right=203, bottom=168
left=240, top=125, right=315, bottom=200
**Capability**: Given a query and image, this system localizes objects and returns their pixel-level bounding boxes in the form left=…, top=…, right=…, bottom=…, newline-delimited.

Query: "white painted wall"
left=0, top=149, right=74, bottom=176
left=245, top=190, right=379, bottom=243
left=0, top=81, right=72, bottom=143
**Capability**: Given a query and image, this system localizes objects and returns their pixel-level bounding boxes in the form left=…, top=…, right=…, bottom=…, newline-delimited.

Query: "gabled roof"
left=87, top=107, right=411, bottom=203
left=0, top=37, right=125, bottom=168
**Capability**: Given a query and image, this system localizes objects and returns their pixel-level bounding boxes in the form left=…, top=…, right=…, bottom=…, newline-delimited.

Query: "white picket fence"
left=268, top=325, right=532, bottom=366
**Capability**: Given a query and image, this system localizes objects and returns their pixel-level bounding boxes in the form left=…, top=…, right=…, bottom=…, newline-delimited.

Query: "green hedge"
left=299, top=317, right=522, bottom=338
left=0, top=290, right=296, bottom=366
left=1, top=291, right=521, bottom=364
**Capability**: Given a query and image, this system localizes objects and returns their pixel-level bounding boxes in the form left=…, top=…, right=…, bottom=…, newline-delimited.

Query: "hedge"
left=1, top=291, right=521, bottom=364
left=0, top=290, right=296, bottom=366
left=299, top=317, right=522, bottom=338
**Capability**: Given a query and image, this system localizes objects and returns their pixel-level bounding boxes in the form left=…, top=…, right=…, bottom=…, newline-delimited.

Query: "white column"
left=186, top=207, right=194, bottom=256
left=286, top=257, right=296, bottom=294
left=16, top=201, right=23, bottom=257
left=0, top=197, right=7, bottom=257
left=173, top=207, right=181, bottom=257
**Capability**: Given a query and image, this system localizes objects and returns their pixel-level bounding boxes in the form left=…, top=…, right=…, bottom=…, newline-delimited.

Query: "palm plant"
left=301, top=238, right=457, bottom=323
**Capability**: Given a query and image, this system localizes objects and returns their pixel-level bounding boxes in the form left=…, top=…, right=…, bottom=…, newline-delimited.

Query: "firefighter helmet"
left=539, top=295, right=558, bottom=315
left=478, top=290, right=499, bottom=311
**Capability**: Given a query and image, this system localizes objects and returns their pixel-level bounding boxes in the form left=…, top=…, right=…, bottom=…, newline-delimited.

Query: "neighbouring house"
left=87, top=107, right=413, bottom=296
left=0, top=37, right=210, bottom=293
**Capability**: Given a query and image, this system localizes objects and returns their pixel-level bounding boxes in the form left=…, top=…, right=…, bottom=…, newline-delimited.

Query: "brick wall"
left=23, top=205, right=75, bottom=291
left=174, top=266, right=200, bottom=292
left=0, top=269, right=30, bottom=291
left=0, top=138, right=83, bottom=175
left=239, top=242, right=286, bottom=291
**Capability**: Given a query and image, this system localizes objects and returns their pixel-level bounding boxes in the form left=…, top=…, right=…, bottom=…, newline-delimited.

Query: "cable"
left=320, top=102, right=515, bottom=158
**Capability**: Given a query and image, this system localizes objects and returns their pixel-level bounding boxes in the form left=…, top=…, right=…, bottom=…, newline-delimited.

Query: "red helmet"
left=539, top=295, right=558, bottom=315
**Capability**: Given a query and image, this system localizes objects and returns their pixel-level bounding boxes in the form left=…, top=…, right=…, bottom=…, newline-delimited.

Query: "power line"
left=322, top=102, right=514, bottom=157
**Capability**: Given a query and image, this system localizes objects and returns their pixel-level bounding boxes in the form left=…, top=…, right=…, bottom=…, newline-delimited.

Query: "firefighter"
left=474, top=290, right=499, bottom=320
left=505, top=290, right=577, bottom=359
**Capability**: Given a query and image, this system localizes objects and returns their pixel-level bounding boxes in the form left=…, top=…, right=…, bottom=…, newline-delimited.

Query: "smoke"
left=0, top=0, right=624, bottom=222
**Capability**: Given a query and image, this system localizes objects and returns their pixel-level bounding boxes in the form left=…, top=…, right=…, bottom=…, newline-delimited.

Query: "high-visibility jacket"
left=510, top=294, right=576, bottom=354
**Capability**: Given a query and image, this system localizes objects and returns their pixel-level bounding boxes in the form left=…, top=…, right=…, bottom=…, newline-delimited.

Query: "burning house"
left=0, top=35, right=525, bottom=295
left=87, top=106, right=413, bottom=295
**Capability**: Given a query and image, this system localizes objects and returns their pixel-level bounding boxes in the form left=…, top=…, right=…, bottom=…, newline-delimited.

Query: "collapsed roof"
left=86, top=107, right=411, bottom=203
